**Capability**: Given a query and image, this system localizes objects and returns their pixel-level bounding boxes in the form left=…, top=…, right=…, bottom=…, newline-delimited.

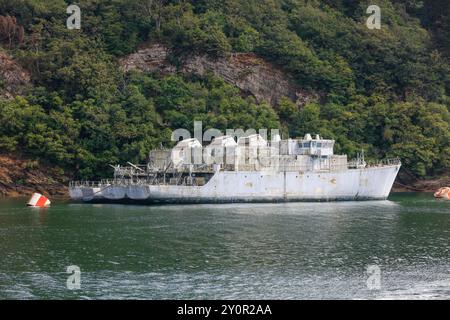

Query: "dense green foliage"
left=0, top=0, right=448, bottom=179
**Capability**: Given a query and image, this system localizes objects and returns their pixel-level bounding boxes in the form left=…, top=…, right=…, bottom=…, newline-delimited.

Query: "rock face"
left=0, top=50, right=30, bottom=100
left=0, top=154, right=68, bottom=197
left=120, top=44, right=176, bottom=75
left=120, top=44, right=318, bottom=107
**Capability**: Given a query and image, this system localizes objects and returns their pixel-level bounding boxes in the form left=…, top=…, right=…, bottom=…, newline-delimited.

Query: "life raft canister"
left=433, top=187, right=450, bottom=200
left=27, top=193, right=51, bottom=207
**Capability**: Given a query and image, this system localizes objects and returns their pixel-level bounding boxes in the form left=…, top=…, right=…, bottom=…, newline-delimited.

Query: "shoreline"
left=0, top=180, right=445, bottom=198
left=1, top=153, right=447, bottom=198
left=392, top=176, right=449, bottom=193
left=0, top=154, right=69, bottom=198
left=0, top=189, right=437, bottom=201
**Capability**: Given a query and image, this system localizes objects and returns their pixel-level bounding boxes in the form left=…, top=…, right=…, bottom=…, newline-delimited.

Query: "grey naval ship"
left=69, top=133, right=401, bottom=204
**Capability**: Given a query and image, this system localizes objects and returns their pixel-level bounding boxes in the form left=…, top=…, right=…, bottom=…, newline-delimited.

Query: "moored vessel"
left=69, top=133, right=401, bottom=204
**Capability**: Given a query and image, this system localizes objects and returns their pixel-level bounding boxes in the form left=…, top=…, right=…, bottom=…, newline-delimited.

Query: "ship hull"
left=69, top=164, right=401, bottom=204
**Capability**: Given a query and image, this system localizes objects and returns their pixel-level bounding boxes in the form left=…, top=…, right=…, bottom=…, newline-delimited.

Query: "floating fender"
left=27, top=193, right=51, bottom=207
left=434, top=187, right=450, bottom=199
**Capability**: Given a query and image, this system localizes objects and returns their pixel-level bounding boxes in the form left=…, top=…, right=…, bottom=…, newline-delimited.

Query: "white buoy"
left=27, top=193, right=51, bottom=207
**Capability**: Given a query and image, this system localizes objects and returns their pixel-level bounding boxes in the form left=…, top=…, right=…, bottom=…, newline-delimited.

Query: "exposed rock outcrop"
left=0, top=50, right=30, bottom=100
left=120, top=44, right=319, bottom=107
left=0, top=154, right=68, bottom=197
left=121, top=44, right=177, bottom=75
left=393, top=171, right=450, bottom=193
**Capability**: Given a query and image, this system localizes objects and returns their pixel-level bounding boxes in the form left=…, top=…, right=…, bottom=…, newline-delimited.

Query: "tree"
left=0, top=15, right=24, bottom=48
left=136, top=0, right=168, bottom=32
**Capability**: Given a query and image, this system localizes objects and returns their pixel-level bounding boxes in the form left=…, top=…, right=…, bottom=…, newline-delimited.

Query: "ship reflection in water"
left=0, top=193, right=448, bottom=299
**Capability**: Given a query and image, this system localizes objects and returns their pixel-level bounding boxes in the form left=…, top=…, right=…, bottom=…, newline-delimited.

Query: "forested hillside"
left=0, top=0, right=448, bottom=185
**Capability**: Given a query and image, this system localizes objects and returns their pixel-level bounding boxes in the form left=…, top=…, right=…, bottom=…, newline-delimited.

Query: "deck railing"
left=69, top=157, right=401, bottom=187
left=366, top=157, right=401, bottom=167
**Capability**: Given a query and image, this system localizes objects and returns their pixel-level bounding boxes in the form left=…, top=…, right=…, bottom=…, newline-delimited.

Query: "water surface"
left=0, top=193, right=449, bottom=299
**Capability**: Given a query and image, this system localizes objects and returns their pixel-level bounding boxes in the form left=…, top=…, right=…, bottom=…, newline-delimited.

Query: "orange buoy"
left=27, top=193, right=51, bottom=207
left=434, top=187, right=450, bottom=200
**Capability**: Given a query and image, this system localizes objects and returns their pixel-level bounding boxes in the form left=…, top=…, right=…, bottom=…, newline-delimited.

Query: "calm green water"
left=0, top=193, right=449, bottom=299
